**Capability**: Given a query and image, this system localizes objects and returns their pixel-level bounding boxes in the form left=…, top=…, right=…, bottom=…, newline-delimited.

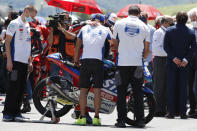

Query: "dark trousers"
left=187, top=62, right=196, bottom=112
left=0, top=58, right=8, bottom=93
left=116, top=66, right=144, bottom=122
left=166, top=61, right=188, bottom=115
left=3, top=61, right=28, bottom=115
left=153, top=56, right=167, bottom=113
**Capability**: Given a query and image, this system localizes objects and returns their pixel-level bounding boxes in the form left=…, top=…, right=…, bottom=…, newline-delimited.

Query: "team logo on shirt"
left=89, top=29, right=102, bottom=37
left=125, top=24, right=140, bottom=37
left=19, top=25, right=24, bottom=32
left=8, top=23, right=16, bottom=33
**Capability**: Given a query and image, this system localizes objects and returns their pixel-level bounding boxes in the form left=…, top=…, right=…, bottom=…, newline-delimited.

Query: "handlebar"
left=62, top=60, right=81, bottom=68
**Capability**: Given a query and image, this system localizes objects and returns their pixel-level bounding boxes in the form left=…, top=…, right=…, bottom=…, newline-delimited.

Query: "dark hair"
left=176, top=11, right=188, bottom=25
left=128, top=6, right=141, bottom=16
left=161, top=17, right=169, bottom=24
left=4, top=19, right=11, bottom=27
left=10, top=11, right=19, bottom=20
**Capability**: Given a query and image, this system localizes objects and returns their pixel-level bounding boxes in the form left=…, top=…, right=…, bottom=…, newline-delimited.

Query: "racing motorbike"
left=33, top=53, right=155, bottom=125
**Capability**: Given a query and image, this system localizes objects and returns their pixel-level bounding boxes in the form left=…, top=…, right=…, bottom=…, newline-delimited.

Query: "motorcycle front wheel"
left=33, top=76, right=73, bottom=118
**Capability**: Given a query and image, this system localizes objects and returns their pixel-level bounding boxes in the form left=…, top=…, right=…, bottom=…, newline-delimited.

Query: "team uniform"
left=3, top=16, right=31, bottom=118
left=77, top=24, right=112, bottom=89
left=113, top=15, right=150, bottom=123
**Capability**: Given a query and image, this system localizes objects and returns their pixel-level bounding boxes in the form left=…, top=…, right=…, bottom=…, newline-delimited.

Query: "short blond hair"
left=24, top=5, right=36, bottom=12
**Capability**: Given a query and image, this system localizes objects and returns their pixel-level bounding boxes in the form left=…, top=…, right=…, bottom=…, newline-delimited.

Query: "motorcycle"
left=33, top=53, right=155, bottom=125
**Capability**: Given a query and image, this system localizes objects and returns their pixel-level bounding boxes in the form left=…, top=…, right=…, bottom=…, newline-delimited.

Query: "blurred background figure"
left=140, top=12, right=156, bottom=73
left=188, top=8, right=197, bottom=118
left=155, top=16, right=163, bottom=29
left=152, top=16, right=174, bottom=117
left=164, top=11, right=196, bottom=119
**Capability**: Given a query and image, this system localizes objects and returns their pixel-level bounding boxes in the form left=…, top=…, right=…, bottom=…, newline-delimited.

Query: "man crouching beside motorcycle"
left=74, top=14, right=113, bottom=126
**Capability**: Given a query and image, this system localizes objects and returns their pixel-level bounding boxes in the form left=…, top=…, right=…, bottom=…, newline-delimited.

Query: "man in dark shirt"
left=164, top=11, right=196, bottom=119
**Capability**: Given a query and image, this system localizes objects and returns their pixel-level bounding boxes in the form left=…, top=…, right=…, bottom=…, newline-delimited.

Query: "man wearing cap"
left=104, top=13, right=117, bottom=60
left=74, top=14, right=112, bottom=126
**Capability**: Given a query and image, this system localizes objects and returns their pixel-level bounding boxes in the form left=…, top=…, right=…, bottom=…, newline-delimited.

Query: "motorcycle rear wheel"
left=125, top=91, right=155, bottom=126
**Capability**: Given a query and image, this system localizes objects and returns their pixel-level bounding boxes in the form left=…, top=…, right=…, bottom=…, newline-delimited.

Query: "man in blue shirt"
left=164, top=11, right=196, bottom=119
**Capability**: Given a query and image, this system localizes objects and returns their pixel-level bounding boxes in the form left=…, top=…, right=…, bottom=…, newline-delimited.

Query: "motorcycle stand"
left=21, top=100, right=60, bottom=124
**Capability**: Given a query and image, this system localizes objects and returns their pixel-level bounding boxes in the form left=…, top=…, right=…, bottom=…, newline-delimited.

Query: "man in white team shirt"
left=74, top=14, right=112, bottom=126
left=2, top=5, right=35, bottom=122
left=112, top=6, right=150, bottom=128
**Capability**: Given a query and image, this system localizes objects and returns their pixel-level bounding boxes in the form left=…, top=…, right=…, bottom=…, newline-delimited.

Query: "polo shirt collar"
left=161, top=26, right=167, bottom=31
left=18, top=16, right=26, bottom=24
left=128, top=15, right=139, bottom=19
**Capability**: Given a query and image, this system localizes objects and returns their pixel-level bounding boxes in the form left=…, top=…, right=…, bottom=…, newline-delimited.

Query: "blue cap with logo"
left=91, top=13, right=105, bottom=23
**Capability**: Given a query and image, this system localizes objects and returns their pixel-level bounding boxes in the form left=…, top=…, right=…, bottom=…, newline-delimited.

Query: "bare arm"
left=112, top=38, right=119, bottom=53
left=74, top=38, right=82, bottom=63
left=144, top=41, right=150, bottom=59
left=58, top=23, right=76, bottom=40
left=5, top=35, right=13, bottom=72
left=47, top=28, right=54, bottom=48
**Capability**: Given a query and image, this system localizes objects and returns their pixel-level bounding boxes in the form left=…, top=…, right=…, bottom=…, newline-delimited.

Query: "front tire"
left=33, top=76, right=73, bottom=118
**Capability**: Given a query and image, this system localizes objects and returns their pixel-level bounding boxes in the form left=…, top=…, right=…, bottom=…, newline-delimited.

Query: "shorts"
left=79, top=59, right=104, bottom=89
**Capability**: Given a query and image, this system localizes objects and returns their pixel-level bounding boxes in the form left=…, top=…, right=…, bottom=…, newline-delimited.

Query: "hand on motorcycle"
left=28, top=62, right=33, bottom=72
left=74, top=61, right=80, bottom=67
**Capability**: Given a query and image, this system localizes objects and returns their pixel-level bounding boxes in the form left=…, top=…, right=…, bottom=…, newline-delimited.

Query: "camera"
left=48, top=14, right=65, bottom=29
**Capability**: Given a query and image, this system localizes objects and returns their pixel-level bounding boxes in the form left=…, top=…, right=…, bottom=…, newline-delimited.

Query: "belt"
left=154, top=56, right=167, bottom=58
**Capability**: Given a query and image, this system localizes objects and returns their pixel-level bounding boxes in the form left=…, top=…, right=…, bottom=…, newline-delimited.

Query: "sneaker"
left=2, top=114, right=14, bottom=122
left=14, top=114, right=28, bottom=122
left=92, top=117, right=101, bottom=126
left=75, top=117, right=86, bottom=126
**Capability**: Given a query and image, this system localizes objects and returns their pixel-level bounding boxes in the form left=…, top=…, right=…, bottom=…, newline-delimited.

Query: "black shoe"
left=188, top=110, right=195, bottom=116
left=180, top=114, right=187, bottom=119
left=165, top=113, right=174, bottom=119
left=154, top=112, right=166, bottom=117
left=135, top=120, right=145, bottom=128
left=189, top=112, right=197, bottom=118
left=115, top=120, right=126, bottom=128
left=21, top=103, right=31, bottom=113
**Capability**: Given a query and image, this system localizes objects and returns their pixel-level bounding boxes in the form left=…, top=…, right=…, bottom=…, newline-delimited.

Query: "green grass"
left=158, top=3, right=197, bottom=16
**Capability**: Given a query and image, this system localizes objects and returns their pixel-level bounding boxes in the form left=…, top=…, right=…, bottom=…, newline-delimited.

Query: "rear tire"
left=125, top=91, right=155, bottom=126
